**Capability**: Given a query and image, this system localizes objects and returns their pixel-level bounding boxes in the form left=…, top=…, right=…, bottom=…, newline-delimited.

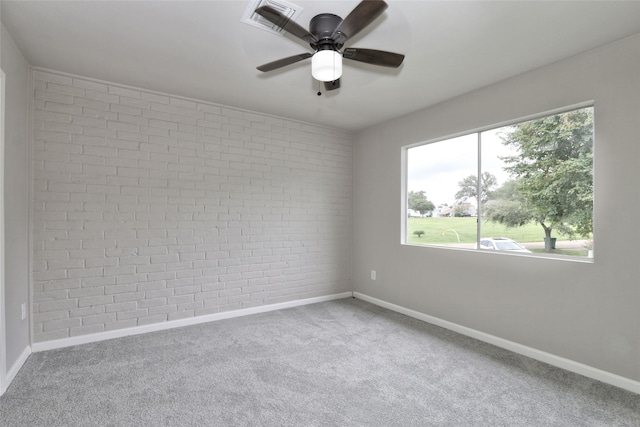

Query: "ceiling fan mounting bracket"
left=309, top=13, right=343, bottom=51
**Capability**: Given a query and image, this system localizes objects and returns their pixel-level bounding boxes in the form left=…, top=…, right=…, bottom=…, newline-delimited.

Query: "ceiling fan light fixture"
left=311, top=50, right=342, bottom=82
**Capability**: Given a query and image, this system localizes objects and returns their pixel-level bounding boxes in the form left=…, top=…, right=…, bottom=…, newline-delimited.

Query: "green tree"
left=455, top=172, right=497, bottom=206
left=484, top=179, right=532, bottom=227
left=408, top=191, right=435, bottom=216
left=494, top=108, right=593, bottom=251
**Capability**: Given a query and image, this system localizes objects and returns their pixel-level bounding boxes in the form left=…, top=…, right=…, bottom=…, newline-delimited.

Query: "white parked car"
left=478, top=237, right=531, bottom=253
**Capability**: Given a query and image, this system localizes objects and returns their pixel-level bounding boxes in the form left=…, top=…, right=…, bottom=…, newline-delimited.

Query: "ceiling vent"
left=241, top=0, right=303, bottom=36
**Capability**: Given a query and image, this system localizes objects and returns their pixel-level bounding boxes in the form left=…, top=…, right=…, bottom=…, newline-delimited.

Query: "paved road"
left=522, top=239, right=590, bottom=250
left=441, top=239, right=591, bottom=251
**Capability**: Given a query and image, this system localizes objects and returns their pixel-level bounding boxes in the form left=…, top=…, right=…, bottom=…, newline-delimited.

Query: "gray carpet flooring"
left=1, top=298, right=638, bottom=426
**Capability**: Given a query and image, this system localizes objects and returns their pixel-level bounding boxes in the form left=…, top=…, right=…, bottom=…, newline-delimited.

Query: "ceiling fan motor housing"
left=310, top=13, right=343, bottom=51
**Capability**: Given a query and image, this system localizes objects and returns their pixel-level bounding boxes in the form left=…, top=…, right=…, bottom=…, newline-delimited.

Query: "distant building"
left=408, top=208, right=432, bottom=217
left=436, top=203, right=477, bottom=217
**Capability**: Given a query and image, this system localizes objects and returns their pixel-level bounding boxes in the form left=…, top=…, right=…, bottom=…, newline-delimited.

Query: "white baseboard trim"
left=353, top=292, right=640, bottom=395
left=1, top=345, right=31, bottom=395
left=32, top=292, right=353, bottom=353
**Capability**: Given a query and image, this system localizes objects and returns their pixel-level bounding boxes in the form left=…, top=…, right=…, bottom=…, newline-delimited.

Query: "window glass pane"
left=480, top=107, right=594, bottom=257
left=407, top=134, right=477, bottom=248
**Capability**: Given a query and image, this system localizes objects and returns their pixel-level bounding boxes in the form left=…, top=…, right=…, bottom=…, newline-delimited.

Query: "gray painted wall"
left=1, top=23, right=30, bottom=370
left=353, top=34, right=640, bottom=381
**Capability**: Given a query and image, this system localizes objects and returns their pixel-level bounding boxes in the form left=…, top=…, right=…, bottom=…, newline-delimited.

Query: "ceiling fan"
left=254, top=0, right=405, bottom=91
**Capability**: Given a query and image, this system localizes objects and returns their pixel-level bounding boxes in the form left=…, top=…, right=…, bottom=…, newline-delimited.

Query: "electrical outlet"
left=21, top=303, right=26, bottom=320
left=371, top=270, right=376, bottom=280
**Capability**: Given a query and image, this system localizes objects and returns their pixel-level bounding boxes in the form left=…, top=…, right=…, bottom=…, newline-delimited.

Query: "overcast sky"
left=407, top=127, right=519, bottom=206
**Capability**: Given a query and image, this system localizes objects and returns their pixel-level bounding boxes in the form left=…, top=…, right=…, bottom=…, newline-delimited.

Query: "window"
left=405, top=106, right=594, bottom=259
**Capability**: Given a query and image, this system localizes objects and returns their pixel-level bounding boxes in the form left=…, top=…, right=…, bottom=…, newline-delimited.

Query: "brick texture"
left=32, top=70, right=353, bottom=343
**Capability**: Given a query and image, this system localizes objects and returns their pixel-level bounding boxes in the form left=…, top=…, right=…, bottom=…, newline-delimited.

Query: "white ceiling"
left=2, top=1, right=640, bottom=131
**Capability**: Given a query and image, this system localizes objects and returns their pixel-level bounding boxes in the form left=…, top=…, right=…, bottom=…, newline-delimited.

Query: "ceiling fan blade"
left=257, top=53, right=313, bottom=72
left=332, top=0, right=388, bottom=44
left=343, top=48, right=404, bottom=67
left=323, top=79, right=341, bottom=91
left=255, top=6, right=318, bottom=44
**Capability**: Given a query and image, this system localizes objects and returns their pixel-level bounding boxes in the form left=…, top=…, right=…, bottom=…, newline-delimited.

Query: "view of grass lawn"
left=407, top=216, right=579, bottom=246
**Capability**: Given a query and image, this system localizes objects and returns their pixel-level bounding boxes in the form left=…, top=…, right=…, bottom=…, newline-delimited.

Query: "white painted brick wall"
left=31, top=70, right=353, bottom=343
